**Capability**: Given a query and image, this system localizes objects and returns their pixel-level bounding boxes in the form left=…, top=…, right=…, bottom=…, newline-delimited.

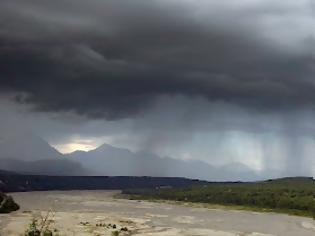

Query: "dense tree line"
left=123, top=177, right=315, bottom=217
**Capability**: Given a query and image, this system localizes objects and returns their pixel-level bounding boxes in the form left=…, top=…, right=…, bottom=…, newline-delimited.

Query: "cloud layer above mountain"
left=0, top=0, right=314, bottom=119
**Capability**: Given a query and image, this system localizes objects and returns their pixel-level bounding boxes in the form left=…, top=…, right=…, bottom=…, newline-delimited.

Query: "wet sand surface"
left=1, top=191, right=315, bottom=236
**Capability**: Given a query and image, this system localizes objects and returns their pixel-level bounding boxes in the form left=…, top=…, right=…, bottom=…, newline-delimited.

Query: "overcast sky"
left=0, top=0, right=315, bottom=178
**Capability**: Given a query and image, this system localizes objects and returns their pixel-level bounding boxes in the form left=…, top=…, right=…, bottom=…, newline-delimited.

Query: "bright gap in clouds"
left=53, top=142, right=96, bottom=154
left=52, top=137, right=108, bottom=154
left=52, top=143, right=96, bottom=154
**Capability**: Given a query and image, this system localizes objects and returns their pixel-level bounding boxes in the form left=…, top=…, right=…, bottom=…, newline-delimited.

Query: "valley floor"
left=1, top=191, right=315, bottom=236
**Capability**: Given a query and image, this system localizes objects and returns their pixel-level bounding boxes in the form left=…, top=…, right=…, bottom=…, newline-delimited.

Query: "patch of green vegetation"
left=111, top=230, right=120, bottom=236
left=122, top=177, right=315, bottom=218
left=0, top=192, right=19, bottom=213
left=25, top=210, right=56, bottom=236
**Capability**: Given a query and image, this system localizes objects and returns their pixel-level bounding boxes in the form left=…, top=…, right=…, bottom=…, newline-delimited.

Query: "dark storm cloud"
left=0, top=0, right=314, bottom=119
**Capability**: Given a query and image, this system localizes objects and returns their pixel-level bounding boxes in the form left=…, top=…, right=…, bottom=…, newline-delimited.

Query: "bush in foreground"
left=0, top=192, right=20, bottom=213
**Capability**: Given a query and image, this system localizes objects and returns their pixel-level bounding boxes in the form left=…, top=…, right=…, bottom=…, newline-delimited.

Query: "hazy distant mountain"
left=0, top=130, right=257, bottom=180
left=0, top=158, right=87, bottom=176
left=217, top=162, right=259, bottom=181
left=0, top=132, right=86, bottom=175
left=0, top=132, right=62, bottom=161
left=66, top=143, right=258, bottom=181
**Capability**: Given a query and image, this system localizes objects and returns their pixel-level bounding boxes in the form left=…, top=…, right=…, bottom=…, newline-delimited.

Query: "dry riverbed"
left=1, top=191, right=315, bottom=236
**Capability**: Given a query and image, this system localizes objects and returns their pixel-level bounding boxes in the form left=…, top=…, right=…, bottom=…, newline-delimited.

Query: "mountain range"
left=0, top=132, right=258, bottom=181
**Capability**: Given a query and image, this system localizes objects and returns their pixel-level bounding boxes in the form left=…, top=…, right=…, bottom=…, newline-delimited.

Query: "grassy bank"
left=122, top=177, right=315, bottom=218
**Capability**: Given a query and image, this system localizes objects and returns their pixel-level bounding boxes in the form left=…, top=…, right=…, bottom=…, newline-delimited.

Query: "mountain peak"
left=97, top=143, right=116, bottom=150
left=0, top=131, right=63, bottom=161
left=92, top=143, right=133, bottom=154
left=68, top=150, right=87, bottom=155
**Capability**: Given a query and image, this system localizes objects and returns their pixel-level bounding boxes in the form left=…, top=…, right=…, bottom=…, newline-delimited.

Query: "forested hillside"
left=123, top=177, right=315, bottom=217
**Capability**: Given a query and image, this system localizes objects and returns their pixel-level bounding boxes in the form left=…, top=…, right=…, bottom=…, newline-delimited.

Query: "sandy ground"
left=1, top=191, right=315, bottom=236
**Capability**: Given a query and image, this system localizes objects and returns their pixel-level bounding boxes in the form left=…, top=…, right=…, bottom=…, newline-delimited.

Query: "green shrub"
left=0, top=193, right=20, bottom=213
left=25, top=219, right=40, bottom=236
left=43, top=230, right=53, bottom=236
left=112, top=231, right=120, bottom=236
left=25, top=210, right=56, bottom=236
